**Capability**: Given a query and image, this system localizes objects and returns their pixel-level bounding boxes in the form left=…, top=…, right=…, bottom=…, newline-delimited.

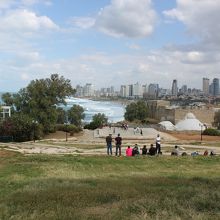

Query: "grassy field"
left=0, top=149, right=220, bottom=220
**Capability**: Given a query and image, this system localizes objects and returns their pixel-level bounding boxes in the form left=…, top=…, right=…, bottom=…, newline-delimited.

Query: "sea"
left=64, top=97, right=125, bottom=123
left=0, top=93, right=125, bottom=123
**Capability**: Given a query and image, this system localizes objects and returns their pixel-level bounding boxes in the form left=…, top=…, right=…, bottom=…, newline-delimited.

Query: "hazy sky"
left=0, top=0, right=220, bottom=92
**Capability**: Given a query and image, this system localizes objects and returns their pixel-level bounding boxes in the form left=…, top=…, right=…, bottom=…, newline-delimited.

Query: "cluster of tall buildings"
left=203, top=78, right=219, bottom=96
left=75, top=77, right=220, bottom=99
left=75, top=84, right=116, bottom=97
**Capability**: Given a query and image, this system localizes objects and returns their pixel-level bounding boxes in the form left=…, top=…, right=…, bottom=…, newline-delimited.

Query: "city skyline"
left=0, top=0, right=220, bottom=92
left=75, top=76, right=220, bottom=98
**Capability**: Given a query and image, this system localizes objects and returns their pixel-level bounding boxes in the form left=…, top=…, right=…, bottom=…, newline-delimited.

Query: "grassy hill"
left=0, top=150, right=219, bottom=219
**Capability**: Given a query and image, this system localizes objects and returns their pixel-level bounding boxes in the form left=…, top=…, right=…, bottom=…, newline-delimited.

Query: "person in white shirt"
left=155, top=134, right=161, bottom=154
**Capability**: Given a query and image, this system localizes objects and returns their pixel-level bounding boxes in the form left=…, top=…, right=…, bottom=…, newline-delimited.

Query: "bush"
left=56, top=124, right=81, bottom=133
left=0, top=114, right=43, bottom=142
left=84, top=122, right=99, bottom=130
left=202, top=128, right=220, bottom=136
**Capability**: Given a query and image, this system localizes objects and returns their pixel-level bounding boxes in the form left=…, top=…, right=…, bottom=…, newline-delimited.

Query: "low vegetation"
left=203, top=128, right=220, bottom=136
left=0, top=149, right=219, bottom=220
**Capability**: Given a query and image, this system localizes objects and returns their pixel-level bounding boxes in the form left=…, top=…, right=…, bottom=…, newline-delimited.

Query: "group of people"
left=105, top=133, right=162, bottom=156
left=106, top=133, right=122, bottom=156
left=106, top=133, right=217, bottom=157
left=171, top=145, right=216, bottom=156
left=125, top=143, right=159, bottom=156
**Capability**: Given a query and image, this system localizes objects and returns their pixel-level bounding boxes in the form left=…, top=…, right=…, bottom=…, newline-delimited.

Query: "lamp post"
left=199, top=123, right=207, bottom=141
left=200, top=124, right=203, bottom=141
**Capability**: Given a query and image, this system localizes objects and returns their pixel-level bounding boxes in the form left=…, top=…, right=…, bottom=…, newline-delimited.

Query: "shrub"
left=84, top=122, right=98, bottom=130
left=202, top=128, right=220, bottom=136
left=56, top=124, right=81, bottom=133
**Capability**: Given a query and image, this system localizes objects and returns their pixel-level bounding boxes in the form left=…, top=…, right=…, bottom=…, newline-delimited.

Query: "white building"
left=1, top=106, right=11, bottom=119
left=133, top=82, right=143, bottom=98
left=83, top=83, right=95, bottom=97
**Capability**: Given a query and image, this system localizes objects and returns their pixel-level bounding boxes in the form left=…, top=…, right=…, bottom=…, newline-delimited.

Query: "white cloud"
left=21, top=0, right=52, bottom=6
left=70, top=0, right=157, bottom=38
left=0, top=9, right=58, bottom=33
left=95, top=0, right=157, bottom=38
left=164, top=0, right=220, bottom=46
left=70, top=17, right=95, bottom=29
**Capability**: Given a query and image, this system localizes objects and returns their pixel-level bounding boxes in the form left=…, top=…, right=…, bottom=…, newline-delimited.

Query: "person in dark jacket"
left=115, top=133, right=122, bottom=156
left=148, top=144, right=156, bottom=156
left=141, top=145, right=147, bottom=155
left=106, top=134, right=112, bottom=155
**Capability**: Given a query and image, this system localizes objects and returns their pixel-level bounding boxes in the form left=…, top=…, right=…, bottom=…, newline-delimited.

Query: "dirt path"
left=0, top=128, right=219, bottom=156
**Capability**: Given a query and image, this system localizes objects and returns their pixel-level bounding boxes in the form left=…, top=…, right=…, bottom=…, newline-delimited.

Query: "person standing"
left=155, top=134, right=161, bottom=154
left=115, top=133, right=122, bottom=156
left=106, top=134, right=113, bottom=155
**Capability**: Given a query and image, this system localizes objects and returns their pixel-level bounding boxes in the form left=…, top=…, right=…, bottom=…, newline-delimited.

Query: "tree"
left=214, top=110, right=220, bottom=129
left=2, top=74, right=75, bottom=134
left=0, top=113, right=42, bottom=142
left=124, top=100, right=148, bottom=122
left=84, top=113, right=108, bottom=130
left=92, top=113, right=108, bottom=127
left=1, top=92, right=14, bottom=106
left=56, top=107, right=66, bottom=124
left=68, top=105, right=85, bottom=127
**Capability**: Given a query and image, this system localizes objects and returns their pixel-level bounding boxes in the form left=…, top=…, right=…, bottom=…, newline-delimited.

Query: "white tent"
left=175, top=113, right=205, bottom=131
left=159, top=121, right=175, bottom=131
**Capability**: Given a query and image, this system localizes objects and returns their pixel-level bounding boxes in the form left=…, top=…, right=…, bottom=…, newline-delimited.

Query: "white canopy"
left=159, top=121, right=175, bottom=131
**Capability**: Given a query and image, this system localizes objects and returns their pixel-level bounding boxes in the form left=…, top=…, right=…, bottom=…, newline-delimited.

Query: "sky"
left=0, top=0, right=220, bottom=92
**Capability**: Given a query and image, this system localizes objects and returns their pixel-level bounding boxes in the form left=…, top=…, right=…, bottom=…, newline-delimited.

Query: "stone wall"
left=174, top=108, right=215, bottom=126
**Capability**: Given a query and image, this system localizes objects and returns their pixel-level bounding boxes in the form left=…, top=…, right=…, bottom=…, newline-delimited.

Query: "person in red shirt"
left=126, top=146, right=132, bottom=157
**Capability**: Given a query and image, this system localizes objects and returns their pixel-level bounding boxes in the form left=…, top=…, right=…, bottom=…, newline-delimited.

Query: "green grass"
left=0, top=150, right=220, bottom=220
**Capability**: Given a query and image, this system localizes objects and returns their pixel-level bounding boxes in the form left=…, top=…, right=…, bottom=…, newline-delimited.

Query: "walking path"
left=0, top=128, right=219, bottom=155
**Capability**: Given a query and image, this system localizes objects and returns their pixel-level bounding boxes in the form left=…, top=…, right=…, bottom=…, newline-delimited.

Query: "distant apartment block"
left=203, top=77, right=209, bottom=95
left=171, top=79, right=178, bottom=96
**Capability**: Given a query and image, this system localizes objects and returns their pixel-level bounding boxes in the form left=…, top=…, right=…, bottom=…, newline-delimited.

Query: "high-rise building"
left=83, top=83, right=95, bottom=96
left=120, top=85, right=126, bottom=97
left=128, top=84, right=133, bottom=97
left=213, top=78, right=219, bottom=96
left=133, top=82, right=143, bottom=98
left=181, top=85, right=188, bottom=95
left=171, top=79, right=178, bottom=96
left=148, top=84, right=159, bottom=98
left=202, top=78, right=209, bottom=95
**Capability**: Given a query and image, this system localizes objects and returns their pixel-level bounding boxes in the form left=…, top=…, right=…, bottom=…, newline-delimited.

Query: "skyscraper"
left=202, top=78, right=209, bottom=95
left=213, top=78, right=219, bottom=96
left=171, top=79, right=178, bottom=96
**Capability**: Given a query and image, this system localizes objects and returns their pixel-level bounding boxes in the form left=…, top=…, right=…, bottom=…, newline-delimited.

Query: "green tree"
left=124, top=100, right=148, bottom=122
left=1, top=93, right=14, bottom=106
left=56, top=107, right=66, bottom=124
left=0, top=113, right=42, bottom=142
left=92, top=113, right=108, bottom=127
left=214, top=110, right=220, bottom=129
left=2, top=74, right=75, bottom=134
left=84, top=113, right=108, bottom=130
left=68, top=105, right=85, bottom=127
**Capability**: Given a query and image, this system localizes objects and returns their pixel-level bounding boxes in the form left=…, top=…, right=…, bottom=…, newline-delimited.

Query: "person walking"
left=106, top=134, right=113, bottom=155
left=155, top=134, right=161, bottom=154
left=115, top=133, right=122, bottom=156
